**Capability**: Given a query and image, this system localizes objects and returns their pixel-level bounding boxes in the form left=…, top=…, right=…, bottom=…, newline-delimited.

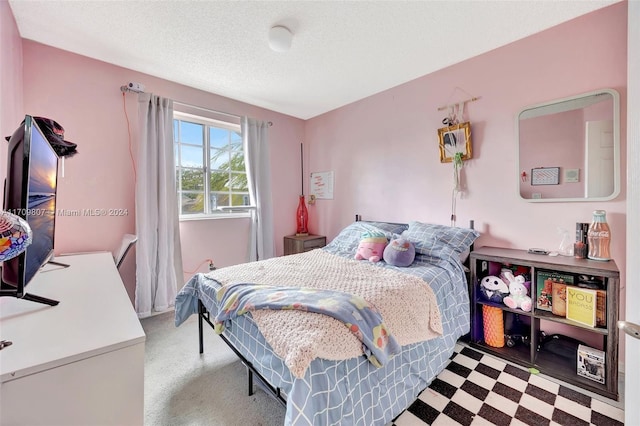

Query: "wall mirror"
left=517, top=88, right=620, bottom=202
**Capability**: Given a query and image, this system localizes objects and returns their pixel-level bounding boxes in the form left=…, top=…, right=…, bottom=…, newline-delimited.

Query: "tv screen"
left=1, top=115, right=59, bottom=299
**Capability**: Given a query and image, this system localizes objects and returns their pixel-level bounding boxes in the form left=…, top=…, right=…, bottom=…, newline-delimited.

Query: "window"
left=173, top=112, right=250, bottom=218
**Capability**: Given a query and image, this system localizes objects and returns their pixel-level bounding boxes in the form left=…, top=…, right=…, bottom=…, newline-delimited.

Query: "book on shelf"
left=552, top=281, right=567, bottom=317
left=577, top=344, right=605, bottom=384
left=535, top=270, right=575, bottom=312
left=566, top=286, right=597, bottom=327
left=593, top=288, right=607, bottom=327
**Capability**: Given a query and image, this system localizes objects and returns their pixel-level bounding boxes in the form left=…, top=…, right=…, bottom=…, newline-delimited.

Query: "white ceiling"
left=8, top=0, right=621, bottom=120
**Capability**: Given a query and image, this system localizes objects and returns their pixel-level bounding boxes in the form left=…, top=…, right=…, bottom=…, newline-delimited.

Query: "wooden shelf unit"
left=469, top=246, right=620, bottom=400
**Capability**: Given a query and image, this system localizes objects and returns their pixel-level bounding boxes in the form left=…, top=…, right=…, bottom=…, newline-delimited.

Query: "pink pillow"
left=354, top=231, right=388, bottom=262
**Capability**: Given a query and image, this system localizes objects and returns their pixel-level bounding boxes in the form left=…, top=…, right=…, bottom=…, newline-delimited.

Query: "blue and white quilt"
left=175, top=220, right=478, bottom=426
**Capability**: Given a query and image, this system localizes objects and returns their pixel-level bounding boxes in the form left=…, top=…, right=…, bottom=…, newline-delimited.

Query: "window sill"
left=179, top=212, right=251, bottom=222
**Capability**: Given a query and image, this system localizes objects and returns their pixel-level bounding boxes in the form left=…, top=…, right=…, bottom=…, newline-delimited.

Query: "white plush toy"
left=502, top=270, right=532, bottom=312
left=479, top=275, right=509, bottom=303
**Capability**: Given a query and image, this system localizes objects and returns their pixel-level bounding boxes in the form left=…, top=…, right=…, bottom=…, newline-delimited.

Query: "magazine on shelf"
left=535, top=270, right=575, bottom=312
left=566, top=286, right=597, bottom=327
left=577, top=344, right=605, bottom=384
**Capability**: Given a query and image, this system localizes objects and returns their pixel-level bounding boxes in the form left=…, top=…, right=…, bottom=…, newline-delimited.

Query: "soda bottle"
left=587, top=210, right=611, bottom=261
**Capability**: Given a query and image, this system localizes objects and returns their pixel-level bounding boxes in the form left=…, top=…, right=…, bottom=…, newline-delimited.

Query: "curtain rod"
left=120, top=86, right=272, bottom=126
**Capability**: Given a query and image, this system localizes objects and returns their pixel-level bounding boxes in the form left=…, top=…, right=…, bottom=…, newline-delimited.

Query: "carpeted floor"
left=142, top=311, right=624, bottom=426
left=142, top=311, right=285, bottom=426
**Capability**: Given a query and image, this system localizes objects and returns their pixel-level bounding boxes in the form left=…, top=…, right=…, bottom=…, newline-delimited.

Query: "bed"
left=175, top=219, right=479, bottom=425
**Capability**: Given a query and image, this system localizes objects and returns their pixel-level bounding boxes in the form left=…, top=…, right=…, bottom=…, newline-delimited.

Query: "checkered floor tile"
left=393, top=345, right=624, bottom=426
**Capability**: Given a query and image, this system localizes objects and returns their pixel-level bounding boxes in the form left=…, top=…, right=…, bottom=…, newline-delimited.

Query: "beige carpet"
left=141, top=311, right=285, bottom=426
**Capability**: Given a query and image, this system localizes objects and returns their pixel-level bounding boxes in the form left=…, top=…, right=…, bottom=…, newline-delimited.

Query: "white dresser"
left=0, top=252, right=146, bottom=425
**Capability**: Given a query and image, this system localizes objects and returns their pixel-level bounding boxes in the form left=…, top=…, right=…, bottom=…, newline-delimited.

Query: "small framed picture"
left=438, top=122, right=472, bottom=163
left=531, top=167, right=560, bottom=185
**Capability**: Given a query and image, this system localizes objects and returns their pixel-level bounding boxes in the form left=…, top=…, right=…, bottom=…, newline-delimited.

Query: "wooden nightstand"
left=283, top=234, right=326, bottom=255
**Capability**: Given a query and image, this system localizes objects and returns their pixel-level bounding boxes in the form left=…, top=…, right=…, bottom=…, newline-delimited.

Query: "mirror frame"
left=516, top=88, right=620, bottom=203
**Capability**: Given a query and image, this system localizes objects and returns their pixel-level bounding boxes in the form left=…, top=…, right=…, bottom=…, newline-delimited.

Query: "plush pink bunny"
left=503, top=271, right=532, bottom=312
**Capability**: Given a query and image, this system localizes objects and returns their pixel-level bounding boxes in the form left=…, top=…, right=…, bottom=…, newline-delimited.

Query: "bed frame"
left=196, top=216, right=476, bottom=409
left=198, top=299, right=288, bottom=406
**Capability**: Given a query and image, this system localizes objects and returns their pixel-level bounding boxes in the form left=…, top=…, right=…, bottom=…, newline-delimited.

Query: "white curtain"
left=242, top=117, right=275, bottom=261
left=135, top=93, right=184, bottom=317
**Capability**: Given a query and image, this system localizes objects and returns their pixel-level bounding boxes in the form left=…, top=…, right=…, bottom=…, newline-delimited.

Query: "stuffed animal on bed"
left=479, top=275, right=510, bottom=303
left=502, top=271, right=532, bottom=312
left=355, top=231, right=388, bottom=262
left=383, top=237, right=415, bottom=267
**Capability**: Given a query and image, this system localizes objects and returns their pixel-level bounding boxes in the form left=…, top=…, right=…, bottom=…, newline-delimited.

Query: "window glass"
left=174, top=113, right=249, bottom=218
left=180, top=145, right=203, bottom=168
left=210, top=148, right=229, bottom=170
left=180, top=121, right=203, bottom=145
left=179, top=168, right=205, bottom=191
left=181, top=192, right=205, bottom=215
left=209, top=127, right=228, bottom=149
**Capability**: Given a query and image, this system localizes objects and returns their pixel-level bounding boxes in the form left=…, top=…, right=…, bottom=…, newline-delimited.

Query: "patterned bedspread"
left=177, top=249, right=442, bottom=378
left=175, top=221, right=476, bottom=425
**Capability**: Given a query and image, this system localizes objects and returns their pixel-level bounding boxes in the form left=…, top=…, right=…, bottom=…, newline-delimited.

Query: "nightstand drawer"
left=303, top=238, right=326, bottom=250
left=283, top=235, right=326, bottom=255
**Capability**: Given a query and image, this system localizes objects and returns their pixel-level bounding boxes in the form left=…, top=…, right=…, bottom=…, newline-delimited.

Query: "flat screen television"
left=1, top=115, right=60, bottom=306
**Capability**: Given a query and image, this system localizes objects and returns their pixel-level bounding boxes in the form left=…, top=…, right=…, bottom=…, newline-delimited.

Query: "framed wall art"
left=438, top=122, right=472, bottom=163
left=310, top=171, right=334, bottom=199
left=531, top=167, right=560, bottom=185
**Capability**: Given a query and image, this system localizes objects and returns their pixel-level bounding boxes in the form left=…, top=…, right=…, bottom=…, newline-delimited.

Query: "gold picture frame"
left=438, top=122, right=472, bottom=163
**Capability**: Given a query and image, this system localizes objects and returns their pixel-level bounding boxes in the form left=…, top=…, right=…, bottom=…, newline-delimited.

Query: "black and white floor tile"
left=394, top=344, right=624, bottom=426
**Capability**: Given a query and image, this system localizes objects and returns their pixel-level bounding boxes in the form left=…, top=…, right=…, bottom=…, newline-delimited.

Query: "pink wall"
left=3, top=35, right=305, bottom=302
left=304, top=3, right=628, bottom=356
left=306, top=2, right=626, bottom=255
left=0, top=0, right=24, bottom=172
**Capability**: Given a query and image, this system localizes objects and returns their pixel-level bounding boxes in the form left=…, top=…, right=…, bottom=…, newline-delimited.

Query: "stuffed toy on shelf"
left=479, top=275, right=510, bottom=303
left=502, top=271, right=532, bottom=312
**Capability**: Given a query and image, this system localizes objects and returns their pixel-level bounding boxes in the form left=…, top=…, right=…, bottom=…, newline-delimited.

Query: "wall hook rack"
left=437, top=96, right=481, bottom=111
left=437, top=86, right=481, bottom=111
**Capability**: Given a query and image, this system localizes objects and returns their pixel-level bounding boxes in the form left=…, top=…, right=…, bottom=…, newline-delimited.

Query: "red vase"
left=296, top=195, right=309, bottom=236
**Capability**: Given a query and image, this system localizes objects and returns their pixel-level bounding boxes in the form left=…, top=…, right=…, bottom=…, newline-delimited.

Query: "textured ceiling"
left=8, top=0, right=621, bottom=120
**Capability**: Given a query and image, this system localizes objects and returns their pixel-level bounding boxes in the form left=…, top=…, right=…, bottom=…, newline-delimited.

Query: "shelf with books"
left=469, top=246, right=620, bottom=401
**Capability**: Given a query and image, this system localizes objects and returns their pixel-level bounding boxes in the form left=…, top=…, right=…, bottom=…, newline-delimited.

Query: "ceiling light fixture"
left=268, top=25, right=293, bottom=52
